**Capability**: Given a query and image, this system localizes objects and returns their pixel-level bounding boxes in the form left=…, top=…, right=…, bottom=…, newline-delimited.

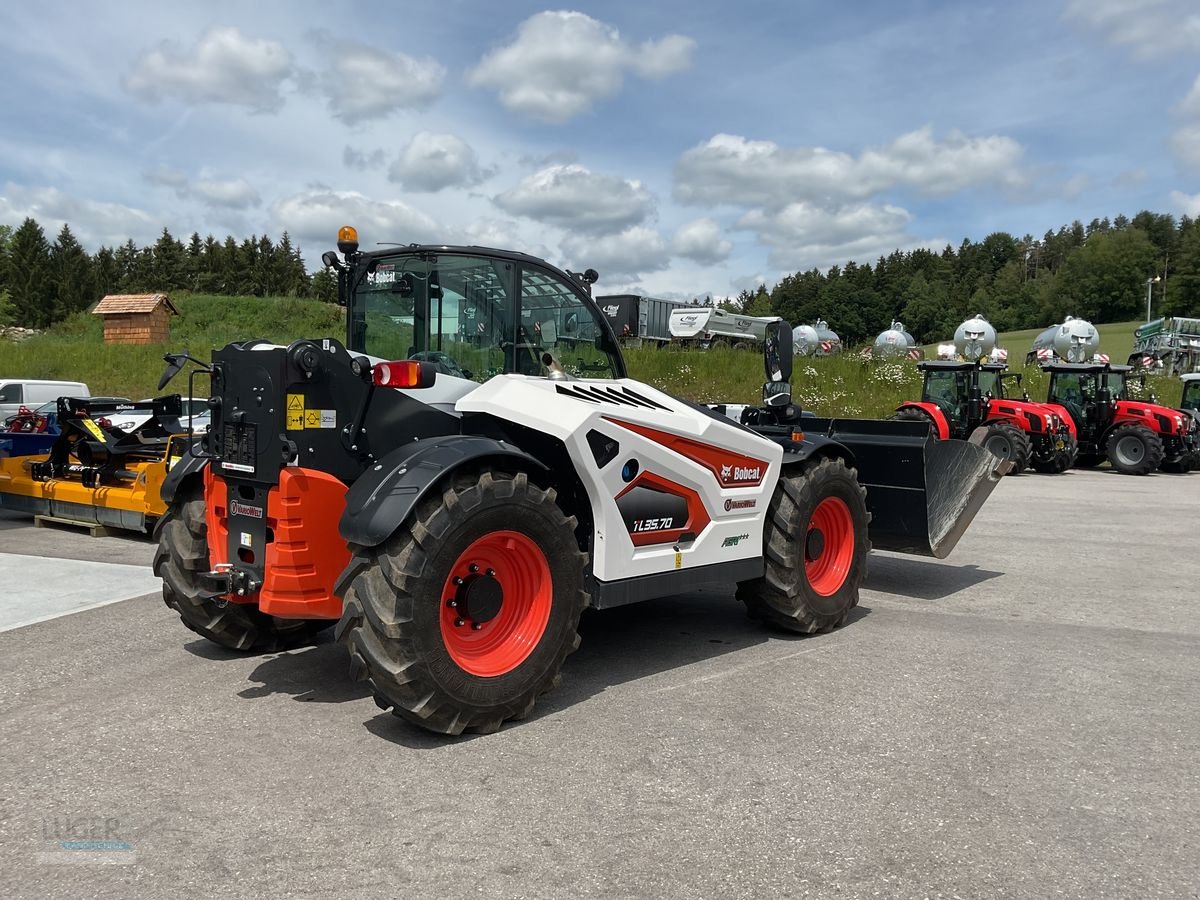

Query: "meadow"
left=0, top=296, right=1175, bottom=419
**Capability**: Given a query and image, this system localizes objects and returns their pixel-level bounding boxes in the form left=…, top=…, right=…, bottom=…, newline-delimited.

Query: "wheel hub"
left=455, top=571, right=503, bottom=624
left=805, top=528, right=826, bottom=562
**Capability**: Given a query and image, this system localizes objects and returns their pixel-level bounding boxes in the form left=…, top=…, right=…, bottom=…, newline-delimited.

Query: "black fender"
left=338, top=435, right=549, bottom=549
left=159, top=448, right=209, bottom=505
left=781, top=432, right=854, bottom=469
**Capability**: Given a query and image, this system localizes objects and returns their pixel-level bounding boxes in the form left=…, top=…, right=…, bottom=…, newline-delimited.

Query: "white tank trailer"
left=952, top=314, right=998, bottom=361
left=1027, top=316, right=1101, bottom=365
left=792, top=319, right=842, bottom=356
left=873, top=321, right=919, bottom=357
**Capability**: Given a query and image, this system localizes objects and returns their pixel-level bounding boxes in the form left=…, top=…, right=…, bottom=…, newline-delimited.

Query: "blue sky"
left=1, top=0, right=1198, bottom=300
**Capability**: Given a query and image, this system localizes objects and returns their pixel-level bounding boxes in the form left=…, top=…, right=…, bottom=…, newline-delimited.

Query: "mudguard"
left=896, top=401, right=950, bottom=440
left=159, top=448, right=209, bottom=505
left=339, top=435, right=548, bottom=548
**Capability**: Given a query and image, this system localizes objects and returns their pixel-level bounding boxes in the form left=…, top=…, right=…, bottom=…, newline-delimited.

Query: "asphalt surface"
left=1, top=468, right=1198, bottom=899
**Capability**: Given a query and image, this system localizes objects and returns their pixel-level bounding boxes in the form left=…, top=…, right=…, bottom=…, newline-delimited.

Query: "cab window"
left=0, top=384, right=22, bottom=403
left=519, top=268, right=618, bottom=378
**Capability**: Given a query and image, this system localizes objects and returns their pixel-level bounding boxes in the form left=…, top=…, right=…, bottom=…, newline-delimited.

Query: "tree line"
left=2, top=209, right=1199, bottom=342
left=0, top=219, right=337, bottom=330
left=722, top=210, right=1200, bottom=344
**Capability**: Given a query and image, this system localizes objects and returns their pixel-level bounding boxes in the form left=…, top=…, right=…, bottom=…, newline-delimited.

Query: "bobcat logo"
left=720, top=464, right=733, bottom=482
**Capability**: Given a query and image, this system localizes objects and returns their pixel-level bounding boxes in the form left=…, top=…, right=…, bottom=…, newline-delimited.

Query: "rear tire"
left=336, top=470, right=589, bottom=735
left=982, top=422, right=1030, bottom=475
left=894, top=406, right=939, bottom=439
left=153, top=481, right=332, bottom=652
left=737, top=456, right=870, bottom=634
left=1105, top=424, right=1163, bottom=475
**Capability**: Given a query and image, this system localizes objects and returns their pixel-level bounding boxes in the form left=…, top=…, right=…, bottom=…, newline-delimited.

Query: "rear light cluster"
left=371, top=360, right=436, bottom=389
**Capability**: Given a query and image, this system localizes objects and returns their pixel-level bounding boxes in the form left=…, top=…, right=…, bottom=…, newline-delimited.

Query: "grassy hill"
left=0, top=296, right=1178, bottom=420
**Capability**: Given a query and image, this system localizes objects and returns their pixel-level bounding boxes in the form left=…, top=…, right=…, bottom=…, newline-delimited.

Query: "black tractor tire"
left=737, top=456, right=870, bottom=634
left=1160, top=455, right=1193, bottom=474
left=1032, top=434, right=1078, bottom=474
left=1105, top=424, right=1164, bottom=475
left=981, top=422, right=1031, bottom=475
left=336, top=470, right=589, bottom=736
left=153, top=482, right=333, bottom=652
left=894, top=406, right=939, bottom=439
left=1074, top=453, right=1105, bottom=469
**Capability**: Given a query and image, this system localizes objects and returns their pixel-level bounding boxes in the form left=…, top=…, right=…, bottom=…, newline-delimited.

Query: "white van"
left=0, top=379, right=90, bottom=421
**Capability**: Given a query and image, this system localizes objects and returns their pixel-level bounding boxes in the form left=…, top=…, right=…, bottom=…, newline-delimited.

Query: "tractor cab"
left=915, top=360, right=980, bottom=436
left=1043, top=362, right=1111, bottom=436
left=1182, top=374, right=1200, bottom=413
left=328, top=230, right=625, bottom=386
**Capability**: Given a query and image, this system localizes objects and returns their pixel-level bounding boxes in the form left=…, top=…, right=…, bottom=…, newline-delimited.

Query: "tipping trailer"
left=154, top=228, right=1008, bottom=736
left=668, top=306, right=774, bottom=348
left=596, top=294, right=690, bottom=347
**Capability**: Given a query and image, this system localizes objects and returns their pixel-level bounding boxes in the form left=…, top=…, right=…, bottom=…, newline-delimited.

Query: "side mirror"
left=764, top=320, right=793, bottom=383
left=158, top=352, right=187, bottom=390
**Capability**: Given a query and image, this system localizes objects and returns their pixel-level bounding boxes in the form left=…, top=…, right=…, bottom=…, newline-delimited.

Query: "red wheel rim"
left=439, top=531, right=552, bottom=677
left=804, top=496, right=854, bottom=596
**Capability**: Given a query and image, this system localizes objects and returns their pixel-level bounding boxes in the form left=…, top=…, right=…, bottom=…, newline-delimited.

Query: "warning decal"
left=286, top=393, right=335, bottom=430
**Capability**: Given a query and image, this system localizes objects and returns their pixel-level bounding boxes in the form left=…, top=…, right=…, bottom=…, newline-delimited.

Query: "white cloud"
left=272, top=189, right=442, bottom=257
left=675, top=128, right=1024, bottom=208
left=0, top=183, right=158, bottom=248
left=736, top=201, right=934, bottom=270
left=1179, top=74, right=1200, bottom=117
left=1171, top=122, right=1200, bottom=169
left=561, top=226, right=670, bottom=281
left=467, top=11, right=694, bottom=122
left=144, top=168, right=261, bottom=209
left=388, top=132, right=491, bottom=193
left=318, top=39, right=444, bottom=123
left=123, top=27, right=293, bottom=112
left=494, top=164, right=654, bottom=234
left=671, top=218, right=732, bottom=264
left=1169, top=189, right=1200, bottom=216
left=1064, top=0, right=1200, bottom=60
left=343, top=147, right=386, bottom=172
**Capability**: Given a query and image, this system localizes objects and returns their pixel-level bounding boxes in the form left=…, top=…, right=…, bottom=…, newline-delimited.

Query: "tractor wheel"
left=336, top=470, right=589, bottom=736
left=153, top=482, right=332, bottom=652
left=981, top=423, right=1031, bottom=475
left=737, top=456, right=870, bottom=634
left=894, top=406, right=938, bottom=439
left=1074, top=454, right=1104, bottom=469
left=1160, top=455, right=1192, bottom=474
left=1105, top=424, right=1164, bottom=475
left=1035, top=434, right=1078, bottom=473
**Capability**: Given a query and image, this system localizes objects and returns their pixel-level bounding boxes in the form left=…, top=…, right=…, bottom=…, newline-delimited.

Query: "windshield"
left=350, top=252, right=619, bottom=381
left=1184, top=381, right=1200, bottom=411
left=978, top=370, right=1001, bottom=397
left=923, top=370, right=968, bottom=422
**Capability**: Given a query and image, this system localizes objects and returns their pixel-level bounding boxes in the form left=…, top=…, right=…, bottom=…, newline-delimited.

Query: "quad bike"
left=154, top=229, right=1009, bottom=735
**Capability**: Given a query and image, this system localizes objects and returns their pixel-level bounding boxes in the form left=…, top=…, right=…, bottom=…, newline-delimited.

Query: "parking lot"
left=1, top=467, right=1198, bottom=899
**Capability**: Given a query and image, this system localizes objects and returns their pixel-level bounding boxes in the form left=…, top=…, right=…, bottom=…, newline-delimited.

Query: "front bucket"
left=801, top=418, right=1009, bottom=558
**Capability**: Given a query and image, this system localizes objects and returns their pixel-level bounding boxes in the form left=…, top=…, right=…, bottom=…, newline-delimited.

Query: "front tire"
left=1032, top=434, right=1078, bottom=473
left=1105, top=424, right=1164, bottom=475
left=153, top=481, right=332, bottom=651
left=336, top=470, right=589, bottom=735
left=737, top=456, right=870, bottom=634
left=982, top=422, right=1031, bottom=475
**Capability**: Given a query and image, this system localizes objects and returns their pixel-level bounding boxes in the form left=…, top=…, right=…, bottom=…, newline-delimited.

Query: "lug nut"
left=446, top=599, right=457, bottom=608
left=469, top=564, right=479, bottom=573
left=453, top=618, right=465, bottom=628
left=485, top=568, right=495, bottom=577
left=471, top=622, right=482, bottom=631
left=453, top=576, right=464, bottom=586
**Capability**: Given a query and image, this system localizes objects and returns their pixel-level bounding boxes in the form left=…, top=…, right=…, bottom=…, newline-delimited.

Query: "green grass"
left=0, top=297, right=1181, bottom=416
left=0, top=294, right=343, bottom=398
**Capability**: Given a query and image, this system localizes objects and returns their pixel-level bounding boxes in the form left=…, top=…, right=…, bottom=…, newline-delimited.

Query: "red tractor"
left=1040, top=362, right=1197, bottom=474
left=896, top=360, right=1076, bottom=474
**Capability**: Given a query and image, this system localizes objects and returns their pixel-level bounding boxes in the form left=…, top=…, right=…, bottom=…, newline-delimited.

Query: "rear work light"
left=372, top=360, right=437, bottom=389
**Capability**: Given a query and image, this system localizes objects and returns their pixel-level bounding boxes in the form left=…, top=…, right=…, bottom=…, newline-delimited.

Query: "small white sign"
left=240, top=532, right=252, bottom=547
left=319, top=410, right=337, bottom=429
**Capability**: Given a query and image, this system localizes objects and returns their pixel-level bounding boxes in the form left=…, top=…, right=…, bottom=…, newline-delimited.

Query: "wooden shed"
left=92, top=293, right=178, bottom=345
